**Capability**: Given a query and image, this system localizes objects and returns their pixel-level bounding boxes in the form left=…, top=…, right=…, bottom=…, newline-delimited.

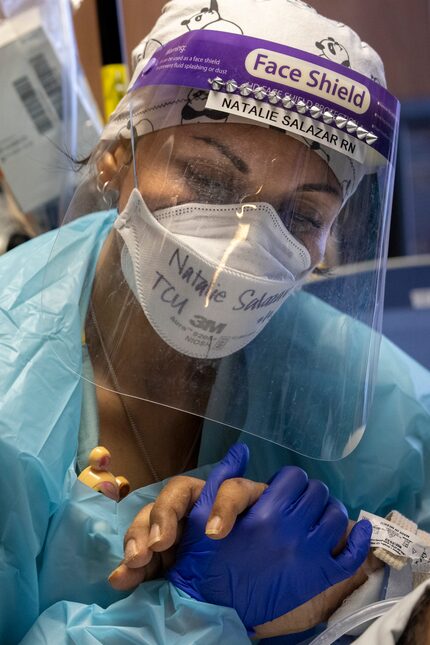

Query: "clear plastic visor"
left=43, top=84, right=398, bottom=460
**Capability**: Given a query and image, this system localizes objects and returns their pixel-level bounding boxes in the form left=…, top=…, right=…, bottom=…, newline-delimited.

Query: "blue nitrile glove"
left=167, top=443, right=372, bottom=631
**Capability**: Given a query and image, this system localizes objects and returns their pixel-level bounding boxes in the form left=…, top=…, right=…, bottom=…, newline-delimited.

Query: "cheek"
left=307, top=229, right=332, bottom=267
left=116, top=155, right=178, bottom=211
left=139, top=174, right=190, bottom=211
left=118, top=169, right=137, bottom=212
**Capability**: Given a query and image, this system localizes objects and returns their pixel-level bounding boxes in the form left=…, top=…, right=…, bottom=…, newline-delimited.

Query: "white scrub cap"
left=104, top=0, right=388, bottom=201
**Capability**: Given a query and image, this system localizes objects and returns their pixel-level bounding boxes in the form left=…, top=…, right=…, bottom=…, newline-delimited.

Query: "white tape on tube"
left=359, top=511, right=430, bottom=566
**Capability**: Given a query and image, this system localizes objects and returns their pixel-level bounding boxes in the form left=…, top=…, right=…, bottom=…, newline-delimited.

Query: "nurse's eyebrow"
left=297, top=183, right=342, bottom=199
left=192, top=136, right=250, bottom=174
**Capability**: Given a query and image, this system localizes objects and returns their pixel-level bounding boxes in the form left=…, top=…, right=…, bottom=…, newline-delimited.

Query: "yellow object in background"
left=101, top=63, right=128, bottom=122
left=78, top=446, right=130, bottom=501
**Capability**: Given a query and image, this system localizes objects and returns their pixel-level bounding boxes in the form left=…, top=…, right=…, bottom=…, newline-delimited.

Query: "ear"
left=315, top=41, right=324, bottom=50
left=210, top=0, right=219, bottom=12
left=181, top=19, right=190, bottom=25
left=97, top=143, right=131, bottom=188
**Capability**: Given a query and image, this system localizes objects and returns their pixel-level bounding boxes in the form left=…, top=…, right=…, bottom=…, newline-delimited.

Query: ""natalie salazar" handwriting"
left=150, top=247, right=292, bottom=317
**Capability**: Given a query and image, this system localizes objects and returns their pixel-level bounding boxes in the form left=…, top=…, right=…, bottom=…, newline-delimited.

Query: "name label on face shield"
left=115, top=190, right=311, bottom=359
left=206, top=91, right=366, bottom=163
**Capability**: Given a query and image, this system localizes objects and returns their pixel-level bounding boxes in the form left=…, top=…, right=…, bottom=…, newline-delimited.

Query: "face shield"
left=44, top=29, right=400, bottom=460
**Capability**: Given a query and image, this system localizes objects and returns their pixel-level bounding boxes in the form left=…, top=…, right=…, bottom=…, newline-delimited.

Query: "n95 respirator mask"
left=115, top=188, right=311, bottom=359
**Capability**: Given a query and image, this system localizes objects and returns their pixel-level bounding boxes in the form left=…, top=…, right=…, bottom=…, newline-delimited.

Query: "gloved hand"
left=167, top=443, right=372, bottom=631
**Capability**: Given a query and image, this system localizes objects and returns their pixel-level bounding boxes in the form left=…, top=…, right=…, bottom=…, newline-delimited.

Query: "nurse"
left=1, top=1, right=428, bottom=644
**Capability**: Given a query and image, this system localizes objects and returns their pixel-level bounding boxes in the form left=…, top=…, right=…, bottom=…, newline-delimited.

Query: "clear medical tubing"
left=309, top=598, right=401, bottom=645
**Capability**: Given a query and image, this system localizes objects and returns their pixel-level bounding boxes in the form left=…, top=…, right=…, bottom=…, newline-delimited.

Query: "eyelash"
left=182, top=166, right=325, bottom=235
left=278, top=205, right=324, bottom=233
left=184, top=166, right=238, bottom=201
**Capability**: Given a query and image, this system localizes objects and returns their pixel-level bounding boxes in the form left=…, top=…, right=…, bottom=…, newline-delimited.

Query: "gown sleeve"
left=0, top=222, right=247, bottom=644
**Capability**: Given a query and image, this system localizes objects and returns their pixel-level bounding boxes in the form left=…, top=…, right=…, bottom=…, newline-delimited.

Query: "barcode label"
left=13, top=75, right=53, bottom=134
left=29, top=53, right=63, bottom=119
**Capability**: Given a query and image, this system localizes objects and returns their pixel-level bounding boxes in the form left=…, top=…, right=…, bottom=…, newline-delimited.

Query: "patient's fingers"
left=122, top=503, right=155, bottom=568
left=108, top=562, right=147, bottom=590
left=123, top=473, right=267, bottom=567
left=108, top=547, right=178, bottom=591
left=147, top=476, right=205, bottom=552
left=109, top=537, right=179, bottom=591
left=122, top=477, right=204, bottom=568
left=205, top=478, right=268, bottom=540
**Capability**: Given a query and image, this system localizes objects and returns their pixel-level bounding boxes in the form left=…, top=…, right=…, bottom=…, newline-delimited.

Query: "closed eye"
left=182, top=162, right=241, bottom=203
left=278, top=207, right=323, bottom=234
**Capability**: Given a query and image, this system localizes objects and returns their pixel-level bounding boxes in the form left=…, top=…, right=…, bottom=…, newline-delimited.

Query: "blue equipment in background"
left=393, top=100, right=430, bottom=256
left=307, top=258, right=430, bottom=370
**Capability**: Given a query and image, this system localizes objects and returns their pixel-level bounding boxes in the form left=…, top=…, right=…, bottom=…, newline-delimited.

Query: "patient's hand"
left=108, top=472, right=267, bottom=589
left=109, top=472, right=376, bottom=638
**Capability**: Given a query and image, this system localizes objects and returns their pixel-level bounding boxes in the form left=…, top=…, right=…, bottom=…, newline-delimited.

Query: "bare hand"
left=108, top=473, right=267, bottom=590
left=109, top=481, right=378, bottom=639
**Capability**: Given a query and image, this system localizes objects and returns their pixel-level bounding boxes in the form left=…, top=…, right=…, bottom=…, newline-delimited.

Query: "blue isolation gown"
left=1, top=210, right=430, bottom=644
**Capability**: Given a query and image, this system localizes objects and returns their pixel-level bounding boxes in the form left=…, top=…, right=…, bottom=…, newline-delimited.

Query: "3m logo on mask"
left=190, top=315, right=227, bottom=335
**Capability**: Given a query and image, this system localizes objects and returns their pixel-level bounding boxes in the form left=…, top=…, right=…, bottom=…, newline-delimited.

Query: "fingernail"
left=100, top=481, right=118, bottom=500
left=206, top=516, right=222, bottom=535
left=148, top=523, right=161, bottom=547
left=124, top=539, right=138, bottom=562
left=108, top=566, right=122, bottom=583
